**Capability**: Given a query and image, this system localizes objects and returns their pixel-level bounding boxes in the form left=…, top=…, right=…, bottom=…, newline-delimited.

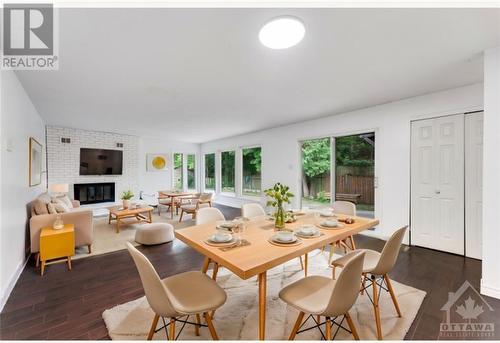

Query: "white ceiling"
left=16, top=8, right=500, bottom=143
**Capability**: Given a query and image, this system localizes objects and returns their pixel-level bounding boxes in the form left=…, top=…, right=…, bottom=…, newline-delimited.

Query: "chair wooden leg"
left=204, top=312, right=219, bottom=340
left=35, top=253, right=40, bottom=268
left=332, top=265, right=337, bottom=279
left=372, top=277, right=383, bottom=340
left=345, top=312, right=360, bottom=340
left=169, top=318, right=176, bottom=340
left=299, top=256, right=304, bottom=270
left=328, top=242, right=335, bottom=264
left=195, top=314, right=201, bottom=336
left=88, top=244, right=92, bottom=254
left=288, top=311, right=305, bottom=340
left=304, top=253, right=308, bottom=277
left=147, top=314, right=160, bottom=340
left=325, top=317, right=332, bottom=340
left=384, top=274, right=402, bottom=317
left=348, top=235, right=356, bottom=250
left=212, top=262, right=219, bottom=280
left=179, top=210, right=184, bottom=222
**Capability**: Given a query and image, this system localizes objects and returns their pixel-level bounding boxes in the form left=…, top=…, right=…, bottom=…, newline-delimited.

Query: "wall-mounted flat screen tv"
left=79, top=148, right=123, bottom=175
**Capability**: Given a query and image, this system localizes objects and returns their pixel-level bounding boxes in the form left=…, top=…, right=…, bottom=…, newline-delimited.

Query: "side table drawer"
left=40, top=230, right=75, bottom=261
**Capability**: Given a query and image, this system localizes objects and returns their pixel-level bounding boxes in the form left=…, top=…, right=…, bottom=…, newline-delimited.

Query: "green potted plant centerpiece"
left=264, top=182, right=294, bottom=229
left=121, top=190, right=134, bottom=209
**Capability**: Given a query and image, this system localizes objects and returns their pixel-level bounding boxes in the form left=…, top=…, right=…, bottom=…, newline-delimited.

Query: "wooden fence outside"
left=306, top=174, right=374, bottom=205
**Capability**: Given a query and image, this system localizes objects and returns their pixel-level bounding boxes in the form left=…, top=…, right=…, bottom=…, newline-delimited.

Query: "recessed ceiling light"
left=259, top=16, right=305, bottom=50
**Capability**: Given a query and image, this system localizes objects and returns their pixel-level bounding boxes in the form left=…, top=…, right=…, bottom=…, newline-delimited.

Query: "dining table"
left=175, top=212, right=379, bottom=340
left=158, top=190, right=195, bottom=219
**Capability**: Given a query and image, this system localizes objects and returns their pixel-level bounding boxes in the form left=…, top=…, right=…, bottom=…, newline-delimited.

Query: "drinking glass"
left=234, top=216, right=248, bottom=246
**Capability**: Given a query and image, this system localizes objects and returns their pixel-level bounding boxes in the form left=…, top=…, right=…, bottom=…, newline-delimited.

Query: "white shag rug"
left=74, top=211, right=194, bottom=259
left=102, top=250, right=426, bottom=340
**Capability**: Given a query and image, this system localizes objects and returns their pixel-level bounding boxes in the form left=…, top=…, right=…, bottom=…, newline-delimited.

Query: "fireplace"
left=74, top=182, right=115, bottom=205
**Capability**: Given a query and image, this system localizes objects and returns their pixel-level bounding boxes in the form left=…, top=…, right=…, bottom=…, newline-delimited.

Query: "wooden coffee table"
left=108, top=206, right=154, bottom=233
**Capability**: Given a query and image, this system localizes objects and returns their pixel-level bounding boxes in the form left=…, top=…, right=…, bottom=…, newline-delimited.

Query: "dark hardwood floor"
left=1, top=204, right=499, bottom=340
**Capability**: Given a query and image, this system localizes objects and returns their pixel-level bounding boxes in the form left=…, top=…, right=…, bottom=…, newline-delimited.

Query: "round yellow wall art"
left=146, top=153, right=168, bottom=172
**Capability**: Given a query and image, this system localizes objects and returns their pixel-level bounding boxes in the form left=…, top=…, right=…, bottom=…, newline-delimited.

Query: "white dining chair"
left=331, top=226, right=408, bottom=340
left=326, top=201, right=357, bottom=263
left=126, top=242, right=226, bottom=340
left=241, top=203, right=266, bottom=218
left=196, top=207, right=225, bottom=225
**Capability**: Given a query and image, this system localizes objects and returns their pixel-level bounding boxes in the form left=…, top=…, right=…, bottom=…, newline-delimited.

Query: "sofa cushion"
left=33, top=199, right=49, bottom=215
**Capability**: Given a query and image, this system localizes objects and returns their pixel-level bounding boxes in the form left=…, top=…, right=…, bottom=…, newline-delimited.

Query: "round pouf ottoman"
left=135, top=223, right=174, bottom=245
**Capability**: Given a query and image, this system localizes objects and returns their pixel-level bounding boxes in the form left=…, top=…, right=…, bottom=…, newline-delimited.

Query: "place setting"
left=204, top=219, right=251, bottom=251
left=316, top=216, right=345, bottom=230
left=294, top=224, right=324, bottom=238
left=268, top=230, right=303, bottom=247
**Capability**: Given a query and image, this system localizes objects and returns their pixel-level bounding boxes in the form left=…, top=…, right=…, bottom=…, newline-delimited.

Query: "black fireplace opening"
left=74, top=182, right=115, bottom=205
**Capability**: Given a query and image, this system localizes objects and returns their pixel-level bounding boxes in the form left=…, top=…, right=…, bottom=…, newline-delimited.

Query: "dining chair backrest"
left=241, top=203, right=266, bottom=218
left=126, top=242, right=177, bottom=317
left=196, top=207, right=225, bottom=225
left=324, top=251, right=365, bottom=317
left=332, top=201, right=356, bottom=216
left=373, top=226, right=408, bottom=275
left=198, top=193, right=213, bottom=203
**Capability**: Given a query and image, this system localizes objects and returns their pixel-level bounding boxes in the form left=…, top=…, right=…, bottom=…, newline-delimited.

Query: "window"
left=221, top=151, right=235, bottom=193
left=301, top=138, right=331, bottom=209
left=187, top=154, right=196, bottom=190
left=204, top=153, right=215, bottom=191
left=173, top=153, right=183, bottom=190
left=242, top=147, right=262, bottom=196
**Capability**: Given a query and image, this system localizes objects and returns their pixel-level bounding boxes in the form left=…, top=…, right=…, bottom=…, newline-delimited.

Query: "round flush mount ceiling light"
left=259, top=16, right=305, bottom=49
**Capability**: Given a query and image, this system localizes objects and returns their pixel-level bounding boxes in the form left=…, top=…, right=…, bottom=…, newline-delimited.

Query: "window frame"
left=220, top=149, right=236, bottom=196
left=240, top=145, right=262, bottom=199
left=203, top=152, right=216, bottom=193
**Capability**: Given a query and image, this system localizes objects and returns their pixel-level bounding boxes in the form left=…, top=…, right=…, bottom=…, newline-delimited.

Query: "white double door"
left=411, top=112, right=483, bottom=257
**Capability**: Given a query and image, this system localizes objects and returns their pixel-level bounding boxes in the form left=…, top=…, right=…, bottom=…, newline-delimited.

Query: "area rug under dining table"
left=102, top=250, right=426, bottom=340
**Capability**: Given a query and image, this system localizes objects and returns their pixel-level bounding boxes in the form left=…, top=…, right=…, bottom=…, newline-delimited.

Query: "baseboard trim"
left=481, top=280, right=500, bottom=300
left=0, top=256, right=28, bottom=312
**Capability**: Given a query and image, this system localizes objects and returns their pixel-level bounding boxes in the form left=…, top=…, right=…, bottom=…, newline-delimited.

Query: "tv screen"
left=80, top=148, right=123, bottom=175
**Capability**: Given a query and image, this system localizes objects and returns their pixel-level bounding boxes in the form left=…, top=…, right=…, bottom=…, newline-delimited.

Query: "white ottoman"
left=135, top=223, right=174, bottom=245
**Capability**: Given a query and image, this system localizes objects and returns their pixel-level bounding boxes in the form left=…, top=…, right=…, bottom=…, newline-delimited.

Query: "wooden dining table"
left=158, top=191, right=194, bottom=219
left=175, top=213, right=379, bottom=340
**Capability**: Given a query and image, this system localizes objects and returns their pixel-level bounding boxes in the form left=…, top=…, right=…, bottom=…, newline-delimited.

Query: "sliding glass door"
left=301, top=138, right=331, bottom=209
left=335, top=133, right=375, bottom=218
left=301, top=133, right=375, bottom=217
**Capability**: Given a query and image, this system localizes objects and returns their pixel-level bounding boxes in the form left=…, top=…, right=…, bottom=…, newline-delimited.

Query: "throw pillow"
left=52, top=195, right=73, bottom=209
left=47, top=202, right=58, bottom=214
left=52, top=198, right=70, bottom=212
left=33, top=199, right=49, bottom=215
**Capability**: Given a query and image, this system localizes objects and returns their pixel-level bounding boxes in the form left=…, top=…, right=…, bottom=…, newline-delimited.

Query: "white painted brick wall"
left=46, top=126, right=139, bottom=201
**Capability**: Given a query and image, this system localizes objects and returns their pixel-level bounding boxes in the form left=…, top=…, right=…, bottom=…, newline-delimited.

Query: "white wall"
left=201, top=84, right=483, bottom=240
left=0, top=71, right=46, bottom=310
left=46, top=126, right=140, bottom=201
left=481, top=46, right=500, bottom=300
left=138, top=137, right=200, bottom=197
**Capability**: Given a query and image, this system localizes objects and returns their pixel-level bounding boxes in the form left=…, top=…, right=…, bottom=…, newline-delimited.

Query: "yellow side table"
left=39, top=224, right=75, bottom=276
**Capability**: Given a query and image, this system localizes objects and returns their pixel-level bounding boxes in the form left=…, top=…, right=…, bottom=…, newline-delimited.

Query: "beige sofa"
left=29, top=193, right=94, bottom=254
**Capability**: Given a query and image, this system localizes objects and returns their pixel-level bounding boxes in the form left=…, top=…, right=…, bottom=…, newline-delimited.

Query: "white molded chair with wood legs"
left=126, top=242, right=226, bottom=340
left=179, top=193, right=213, bottom=222
left=279, top=251, right=365, bottom=340
left=195, top=207, right=225, bottom=225
left=326, top=201, right=357, bottom=263
left=241, top=203, right=266, bottom=218
left=331, top=226, right=408, bottom=340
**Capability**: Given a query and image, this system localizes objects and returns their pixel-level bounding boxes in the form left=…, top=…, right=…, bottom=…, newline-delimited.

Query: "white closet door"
left=411, top=114, right=464, bottom=255
left=465, top=112, right=484, bottom=259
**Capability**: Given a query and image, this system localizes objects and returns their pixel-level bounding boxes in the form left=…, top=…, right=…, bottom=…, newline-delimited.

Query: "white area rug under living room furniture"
left=102, top=250, right=426, bottom=340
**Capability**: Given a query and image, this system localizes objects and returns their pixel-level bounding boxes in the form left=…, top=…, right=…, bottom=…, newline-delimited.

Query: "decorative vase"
left=275, top=203, right=285, bottom=229
left=53, top=214, right=64, bottom=230
left=123, top=199, right=130, bottom=209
